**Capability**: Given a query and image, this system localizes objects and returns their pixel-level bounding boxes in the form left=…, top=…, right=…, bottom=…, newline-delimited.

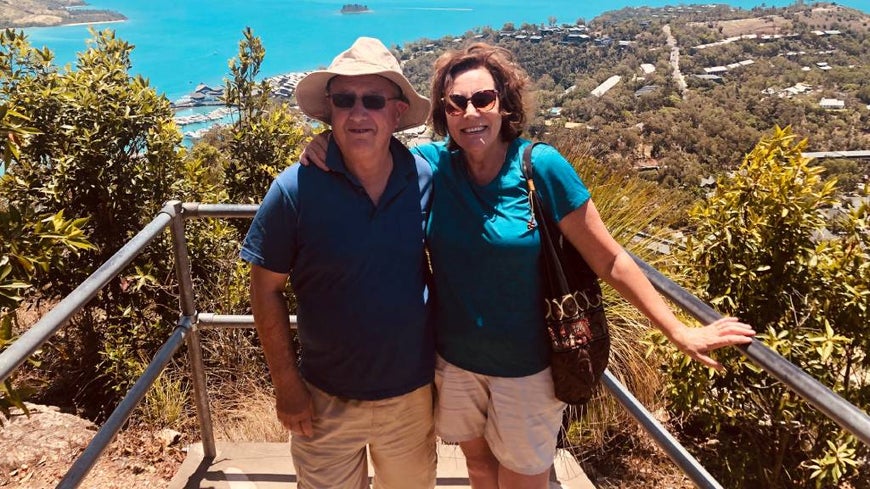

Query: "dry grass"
left=210, top=378, right=287, bottom=443
left=553, top=153, right=685, bottom=462
left=689, top=4, right=870, bottom=38
left=691, top=16, right=794, bottom=37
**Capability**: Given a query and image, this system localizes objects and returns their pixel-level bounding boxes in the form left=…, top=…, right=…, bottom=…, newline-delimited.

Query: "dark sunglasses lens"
left=446, top=94, right=468, bottom=115
left=470, top=90, right=497, bottom=110
left=330, top=93, right=388, bottom=110
left=445, top=90, right=497, bottom=115
left=330, top=93, right=355, bottom=108
left=361, top=95, right=387, bottom=110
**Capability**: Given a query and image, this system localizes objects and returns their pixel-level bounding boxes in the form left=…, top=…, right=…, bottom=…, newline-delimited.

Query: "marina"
left=172, top=71, right=310, bottom=141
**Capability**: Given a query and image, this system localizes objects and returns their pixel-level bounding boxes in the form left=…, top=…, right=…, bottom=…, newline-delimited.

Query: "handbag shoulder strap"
left=521, top=142, right=540, bottom=183
left=520, top=142, right=572, bottom=292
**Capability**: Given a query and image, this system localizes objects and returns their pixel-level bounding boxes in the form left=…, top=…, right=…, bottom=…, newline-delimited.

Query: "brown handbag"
left=521, top=142, right=610, bottom=405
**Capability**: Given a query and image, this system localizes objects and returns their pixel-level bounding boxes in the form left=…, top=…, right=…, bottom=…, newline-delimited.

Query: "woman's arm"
left=558, top=201, right=755, bottom=371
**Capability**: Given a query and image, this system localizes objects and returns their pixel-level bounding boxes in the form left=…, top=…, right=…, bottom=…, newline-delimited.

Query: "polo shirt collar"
left=324, top=136, right=417, bottom=207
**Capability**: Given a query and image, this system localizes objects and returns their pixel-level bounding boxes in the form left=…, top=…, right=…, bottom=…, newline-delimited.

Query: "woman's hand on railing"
left=671, top=316, right=756, bottom=371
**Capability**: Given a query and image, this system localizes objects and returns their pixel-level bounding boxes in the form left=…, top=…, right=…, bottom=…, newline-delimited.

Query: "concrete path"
left=168, top=441, right=596, bottom=488
left=663, top=24, right=687, bottom=94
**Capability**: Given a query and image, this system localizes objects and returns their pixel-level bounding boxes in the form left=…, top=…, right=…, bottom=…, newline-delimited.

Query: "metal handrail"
left=602, top=370, right=722, bottom=489
left=1, top=202, right=868, bottom=488
left=0, top=204, right=176, bottom=385
left=57, top=316, right=194, bottom=489
left=631, top=253, right=870, bottom=447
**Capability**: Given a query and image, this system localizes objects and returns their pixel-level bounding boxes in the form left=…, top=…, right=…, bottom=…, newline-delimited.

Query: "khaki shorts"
left=291, top=384, right=436, bottom=489
left=434, top=355, right=565, bottom=475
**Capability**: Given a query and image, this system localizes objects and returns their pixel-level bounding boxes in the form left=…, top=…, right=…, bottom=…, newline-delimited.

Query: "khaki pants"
left=291, top=384, right=436, bottom=489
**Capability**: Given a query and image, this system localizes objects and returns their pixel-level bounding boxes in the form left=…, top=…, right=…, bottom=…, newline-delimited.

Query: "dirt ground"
left=690, top=5, right=870, bottom=37
left=0, top=404, right=184, bottom=489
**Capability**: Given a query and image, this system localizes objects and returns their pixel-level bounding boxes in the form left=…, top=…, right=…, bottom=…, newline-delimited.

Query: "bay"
left=20, top=0, right=866, bottom=102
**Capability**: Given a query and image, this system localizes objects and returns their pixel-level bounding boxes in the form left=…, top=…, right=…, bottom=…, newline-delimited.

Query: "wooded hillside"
left=0, top=0, right=124, bottom=28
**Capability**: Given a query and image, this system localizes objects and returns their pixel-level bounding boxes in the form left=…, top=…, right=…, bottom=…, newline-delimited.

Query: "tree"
left=652, top=127, right=868, bottom=487
left=0, top=27, right=185, bottom=417
left=0, top=98, right=95, bottom=422
left=222, top=27, right=310, bottom=205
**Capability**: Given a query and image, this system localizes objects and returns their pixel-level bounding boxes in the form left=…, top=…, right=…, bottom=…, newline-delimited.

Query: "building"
left=819, top=98, right=845, bottom=110
left=591, top=75, right=621, bottom=97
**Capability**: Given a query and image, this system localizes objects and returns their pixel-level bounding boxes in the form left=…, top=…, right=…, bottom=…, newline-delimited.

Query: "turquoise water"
left=21, top=0, right=866, bottom=102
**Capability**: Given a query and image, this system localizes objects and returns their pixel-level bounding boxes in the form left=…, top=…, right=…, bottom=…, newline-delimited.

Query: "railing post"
left=168, top=200, right=216, bottom=458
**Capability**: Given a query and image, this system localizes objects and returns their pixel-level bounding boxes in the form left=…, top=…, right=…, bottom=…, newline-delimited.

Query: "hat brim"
left=296, top=68, right=430, bottom=132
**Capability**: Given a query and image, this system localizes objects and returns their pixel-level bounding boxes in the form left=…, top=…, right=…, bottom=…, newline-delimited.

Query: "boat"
left=340, top=4, right=370, bottom=14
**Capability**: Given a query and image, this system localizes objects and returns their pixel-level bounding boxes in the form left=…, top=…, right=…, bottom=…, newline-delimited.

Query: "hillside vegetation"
left=397, top=3, right=869, bottom=194
left=0, top=0, right=124, bottom=28
left=1, top=4, right=868, bottom=488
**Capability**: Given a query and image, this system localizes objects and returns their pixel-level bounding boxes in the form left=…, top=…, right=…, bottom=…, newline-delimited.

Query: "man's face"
left=327, top=75, right=408, bottom=161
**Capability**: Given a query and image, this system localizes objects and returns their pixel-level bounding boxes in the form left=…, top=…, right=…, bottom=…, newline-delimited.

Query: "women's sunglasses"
left=443, top=89, right=499, bottom=116
left=327, top=93, right=402, bottom=110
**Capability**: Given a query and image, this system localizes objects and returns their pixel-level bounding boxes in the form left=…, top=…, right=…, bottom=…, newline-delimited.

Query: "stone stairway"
left=169, top=441, right=596, bottom=488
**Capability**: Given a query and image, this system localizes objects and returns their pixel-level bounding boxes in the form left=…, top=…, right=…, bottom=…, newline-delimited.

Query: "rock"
left=0, top=402, right=97, bottom=473
left=158, top=428, right=181, bottom=447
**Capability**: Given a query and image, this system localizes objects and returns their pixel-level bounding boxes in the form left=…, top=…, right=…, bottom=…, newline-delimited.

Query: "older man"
left=240, top=37, right=435, bottom=489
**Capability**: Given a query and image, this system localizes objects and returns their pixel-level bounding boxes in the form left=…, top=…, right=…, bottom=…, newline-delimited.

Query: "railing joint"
left=177, top=313, right=198, bottom=331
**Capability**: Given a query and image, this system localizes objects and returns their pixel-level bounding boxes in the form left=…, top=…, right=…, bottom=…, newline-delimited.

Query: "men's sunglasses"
left=328, top=93, right=402, bottom=110
left=443, top=89, right=499, bottom=116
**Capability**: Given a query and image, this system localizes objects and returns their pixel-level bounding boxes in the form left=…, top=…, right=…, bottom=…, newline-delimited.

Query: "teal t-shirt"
left=413, top=138, right=591, bottom=377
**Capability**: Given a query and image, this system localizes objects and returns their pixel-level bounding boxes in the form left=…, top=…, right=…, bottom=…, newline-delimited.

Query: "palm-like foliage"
left=556, top=146, right=689, bottom=455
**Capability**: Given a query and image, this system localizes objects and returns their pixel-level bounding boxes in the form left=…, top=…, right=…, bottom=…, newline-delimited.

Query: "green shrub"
left=653, top=126, right=869, bottom=487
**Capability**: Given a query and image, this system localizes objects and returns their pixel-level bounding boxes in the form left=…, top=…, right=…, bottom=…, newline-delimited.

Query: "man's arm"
left=250, top=264, right=314, bottom=437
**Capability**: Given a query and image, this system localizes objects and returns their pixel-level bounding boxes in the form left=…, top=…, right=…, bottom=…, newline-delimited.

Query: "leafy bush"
left=0, top=27, right=185, bottom=417
left=222, top=27, right=309, bottom=205
left=0, top=99, right=95, bottom=422
left=653, top=126, right=869, bottom=487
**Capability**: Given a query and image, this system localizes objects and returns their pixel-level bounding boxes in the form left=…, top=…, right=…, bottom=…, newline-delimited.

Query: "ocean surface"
left=20, top=0, right=868, bottom=102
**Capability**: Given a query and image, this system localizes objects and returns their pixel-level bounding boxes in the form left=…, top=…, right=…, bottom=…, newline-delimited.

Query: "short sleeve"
left=411, top=141, right=447, bottom=173
left=530, top=144, right=591, bottom=223
left=239, top=167, right=299, bottom=273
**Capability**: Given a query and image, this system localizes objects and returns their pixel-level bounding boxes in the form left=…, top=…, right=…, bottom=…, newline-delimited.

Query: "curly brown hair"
left=429, top=43, right=532, bottom=147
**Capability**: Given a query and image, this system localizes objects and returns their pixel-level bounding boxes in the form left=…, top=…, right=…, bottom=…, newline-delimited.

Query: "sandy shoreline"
left=61, top=19, right=126, bottom=27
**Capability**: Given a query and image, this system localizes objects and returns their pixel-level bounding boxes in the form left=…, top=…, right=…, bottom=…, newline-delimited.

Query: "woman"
left=304, top=42, right=755, bottom=489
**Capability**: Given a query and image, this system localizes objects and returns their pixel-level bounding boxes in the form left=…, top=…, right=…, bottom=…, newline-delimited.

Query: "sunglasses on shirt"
left=443, top=89, right=499, bottom=116
left=327, top=93, right=403, bottom=110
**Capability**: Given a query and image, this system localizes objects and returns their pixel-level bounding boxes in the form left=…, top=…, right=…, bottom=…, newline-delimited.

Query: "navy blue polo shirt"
left=241, top=137, right=434, bottom=400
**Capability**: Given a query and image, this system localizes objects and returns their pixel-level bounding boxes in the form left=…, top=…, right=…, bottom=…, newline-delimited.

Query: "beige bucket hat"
left=295, top=37, right=430, bottom=131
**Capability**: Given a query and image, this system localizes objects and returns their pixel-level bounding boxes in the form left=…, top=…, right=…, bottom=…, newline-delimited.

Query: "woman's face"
left=443, top=67, right=502, bottom=154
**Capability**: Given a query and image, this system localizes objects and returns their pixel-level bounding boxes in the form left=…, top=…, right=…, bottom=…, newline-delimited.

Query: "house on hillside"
left=819, top=98, right=845, bottom=110
left=634, top=85, right=659, bottom=97
left=704, top=66, right=728, bottom=75
left=564, top=33, right=591, bottom=44
left=591, top=75, right=621, bottom=97
left=640, top=63, right=656, bottom=75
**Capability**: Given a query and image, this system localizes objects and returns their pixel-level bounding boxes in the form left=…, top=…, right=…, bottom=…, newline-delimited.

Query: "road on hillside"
left=663, top=24, right=687, bottom=94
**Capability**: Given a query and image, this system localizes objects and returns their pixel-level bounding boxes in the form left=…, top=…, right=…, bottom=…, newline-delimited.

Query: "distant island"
left=0, top=0, right=125, bottom=28
left=340, top=4, right=371, bottom=14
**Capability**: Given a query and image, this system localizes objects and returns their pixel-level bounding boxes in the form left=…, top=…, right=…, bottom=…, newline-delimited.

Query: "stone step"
left=169, top=441, right=596, bottom=488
